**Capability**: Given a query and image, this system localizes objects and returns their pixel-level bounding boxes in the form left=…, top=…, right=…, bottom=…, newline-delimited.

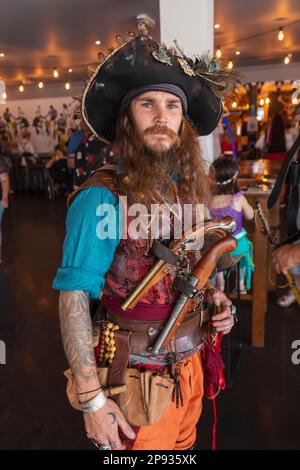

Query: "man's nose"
left=154, top=106, right=168, bottom=125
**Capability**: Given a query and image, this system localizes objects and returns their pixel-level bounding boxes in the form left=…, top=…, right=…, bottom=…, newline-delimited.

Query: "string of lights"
left=0, top=62, right=94, bottom=95
left=214, top=18, right=300, bottom=69
left=0, top=41, right=102, bottom=95
left=221, top=18, right=300, bottom=47
left=0, top=21, right=299, bottom=96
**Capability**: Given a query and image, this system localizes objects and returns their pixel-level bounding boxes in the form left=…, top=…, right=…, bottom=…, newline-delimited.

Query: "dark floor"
left=0, top=193, right=300, bottom=450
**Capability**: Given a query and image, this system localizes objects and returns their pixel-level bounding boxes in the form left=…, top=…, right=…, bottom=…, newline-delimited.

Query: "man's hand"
left=207, top=288, right=235, bottom=335
left=59, top=291, right=135, bottom=451
left=272, top=244, right=300, bottom=274
left=84, top=398, right=136, bottom=450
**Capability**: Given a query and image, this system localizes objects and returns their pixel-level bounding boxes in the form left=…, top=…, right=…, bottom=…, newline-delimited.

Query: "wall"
left=0, top=95, right=77, bottom=154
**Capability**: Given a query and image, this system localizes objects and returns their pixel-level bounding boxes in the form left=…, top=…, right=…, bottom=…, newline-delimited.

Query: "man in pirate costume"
left=53, top=26, right=236, bottom=450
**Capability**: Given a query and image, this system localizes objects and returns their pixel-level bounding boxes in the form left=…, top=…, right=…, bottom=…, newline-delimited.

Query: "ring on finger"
left=91, top=438, right=111, bottom=451
left=230, top=304, right=238, bottom=323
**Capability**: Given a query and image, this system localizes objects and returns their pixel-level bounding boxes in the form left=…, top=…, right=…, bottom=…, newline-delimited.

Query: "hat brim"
left=82, top=36, right=223, bottom=142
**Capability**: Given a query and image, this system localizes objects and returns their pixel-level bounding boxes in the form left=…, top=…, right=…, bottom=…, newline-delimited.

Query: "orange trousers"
left=130, top=351, right=204, bottom=450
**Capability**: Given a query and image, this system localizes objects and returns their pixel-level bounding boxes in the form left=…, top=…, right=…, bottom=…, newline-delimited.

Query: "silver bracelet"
left=80, top=390, right=107, bottom=413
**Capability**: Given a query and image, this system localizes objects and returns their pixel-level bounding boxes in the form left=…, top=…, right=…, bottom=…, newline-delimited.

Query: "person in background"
left=0, top=153, right=9, bottom=264
left=274, top=115, right=300, bottom=306
left=46, top=144, right=67, bottom=170
left=240, top=111, right=249, bottom=152
left=66, top=127, right=85, bottom=187
left=46, top=145, right=73, bottom=193
left=18, top=132, right=38, bottom=190
left=220, top=126, right=239, bottom=156
left=266, top=114, right=286, bottom=159
left=255, top=122, right=268, bottom=153
left=209, top=156, right=254, bottom=293
left=18, top=131, right=37, bottom=161
left=0, top=132, right=13, bottom=192
left=273, top=244, right=300, bottom=274
left=273, top=242, right=300, bottom=307
left=285, top=120, right=299, bottom=152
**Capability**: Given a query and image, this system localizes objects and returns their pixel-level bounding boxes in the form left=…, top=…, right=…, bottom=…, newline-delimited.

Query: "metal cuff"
left=80, top=390, right=107, bottom=413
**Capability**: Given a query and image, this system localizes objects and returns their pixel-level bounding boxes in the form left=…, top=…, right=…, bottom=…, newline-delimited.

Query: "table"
left=243, top=187, right=280, bottom=347
left=237, top=160, right=282, bottom=347
left=239, top=159, right=282, bottom=177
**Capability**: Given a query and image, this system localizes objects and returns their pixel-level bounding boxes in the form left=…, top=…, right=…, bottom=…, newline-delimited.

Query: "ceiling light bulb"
left=68, top=68, right=73, bottom=73
left=284, top=55, right=290, bottom=64
left=265, top=97, right=270, bottom=105
left=235, top=51, right=241, bottom=56
left=53, top=68, right=59, bottom=78
left=38, top=81, right=44, bottom=88
left=0, top=53, right=5, bottom=58
left=214, top=24, right=221, bottom=29
left=228, top=59, right=233, bottom=70
left=278, top=28, right=284, bottom=41
left=65, top=82, right=70, bottom=90
left=95, top=40, right=101, bottom=45
left=232, top=101, right=237, bottom=108
left=19, top=85, right=24, bottom=92
left=292, top=97, right=299, bottom=105
left=259, top=98, right=265, bottom=106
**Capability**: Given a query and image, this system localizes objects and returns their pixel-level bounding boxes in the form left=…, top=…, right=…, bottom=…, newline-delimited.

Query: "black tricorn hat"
left=82, top=27, right=232, bottom=143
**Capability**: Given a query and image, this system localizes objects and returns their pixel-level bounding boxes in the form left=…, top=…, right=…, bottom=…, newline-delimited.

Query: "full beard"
left=140, top=125, right=181, bottom=193
left=116, top=114, right=210, bottom=208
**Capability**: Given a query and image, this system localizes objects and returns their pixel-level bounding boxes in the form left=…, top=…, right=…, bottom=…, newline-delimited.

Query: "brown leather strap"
left=107, top=330, right=130, bottom=388
left=67, top=167, right=118, bottom=207
left=129, top=326, right=206, bottom=354
left=107, top=308, right=207, bottom=332
left=107, top=307, right=210, bottom=355
left=152, top=240, right=182, bottom=266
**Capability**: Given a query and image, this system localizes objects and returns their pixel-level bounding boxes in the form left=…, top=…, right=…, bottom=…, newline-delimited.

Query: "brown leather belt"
left=107, top=307, right=210, bottom=355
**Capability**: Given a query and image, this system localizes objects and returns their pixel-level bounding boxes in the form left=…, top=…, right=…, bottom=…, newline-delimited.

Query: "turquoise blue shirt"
left=53, top=187, right=121, bottom=299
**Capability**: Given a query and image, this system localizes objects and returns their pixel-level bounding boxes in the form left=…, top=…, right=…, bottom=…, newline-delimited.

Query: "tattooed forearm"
left=59, top=290, right=98, bottom=384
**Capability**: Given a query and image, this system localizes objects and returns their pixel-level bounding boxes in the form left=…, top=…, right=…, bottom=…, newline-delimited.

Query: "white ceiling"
left=0, top=0, right=299, bottom=86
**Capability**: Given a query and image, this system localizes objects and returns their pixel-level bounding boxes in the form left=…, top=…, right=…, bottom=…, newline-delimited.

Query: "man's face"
left=130, top=91, right=183, bottom=152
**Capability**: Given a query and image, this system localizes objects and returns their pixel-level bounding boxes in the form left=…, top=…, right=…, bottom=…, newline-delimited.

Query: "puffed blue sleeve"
left=53, top=186, right=121, bottom=299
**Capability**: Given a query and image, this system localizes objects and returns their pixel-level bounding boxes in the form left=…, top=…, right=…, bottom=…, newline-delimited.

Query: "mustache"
left=143, top=125, right=179, bottom=142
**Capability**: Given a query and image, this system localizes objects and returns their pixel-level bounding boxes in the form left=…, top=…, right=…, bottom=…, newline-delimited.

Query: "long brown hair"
left=114, top=111, right=211, bottom=208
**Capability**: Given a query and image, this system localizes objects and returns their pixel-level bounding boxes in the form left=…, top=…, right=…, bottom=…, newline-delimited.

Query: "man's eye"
left=168, top=104, right=178, bottom=109
left=141, top=102, right=152, bottom=108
